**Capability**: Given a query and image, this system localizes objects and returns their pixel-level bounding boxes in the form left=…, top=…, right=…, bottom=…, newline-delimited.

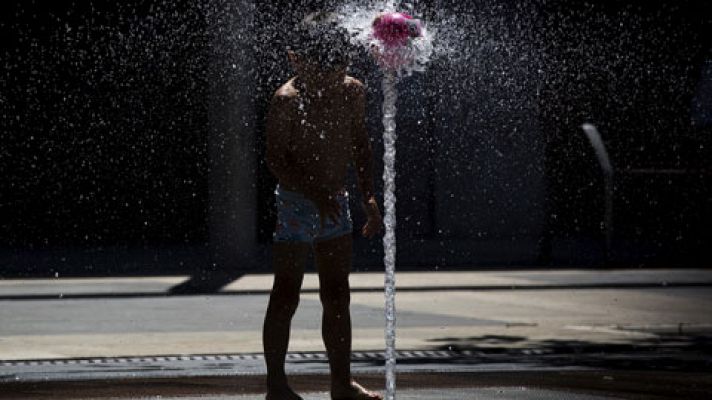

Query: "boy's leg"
left=263, top=241, right=310, bottom=398
left=314, top=234, right=382, bottom=399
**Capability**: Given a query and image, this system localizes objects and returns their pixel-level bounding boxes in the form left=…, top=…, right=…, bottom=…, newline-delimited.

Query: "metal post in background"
left=581, top=123, right=614, bottom=263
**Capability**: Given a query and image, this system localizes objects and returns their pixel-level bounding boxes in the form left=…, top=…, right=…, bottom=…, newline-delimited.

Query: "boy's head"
left=288, top=11, right=352, bottom=84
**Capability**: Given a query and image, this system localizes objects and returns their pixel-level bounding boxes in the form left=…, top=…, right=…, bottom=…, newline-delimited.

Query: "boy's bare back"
left=267, top=75, right=372, bottom=198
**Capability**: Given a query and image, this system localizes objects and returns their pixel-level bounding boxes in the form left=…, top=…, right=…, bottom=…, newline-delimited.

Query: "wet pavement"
left=148, top=387, right=626, bottom=400
left=3, top=370, right=711, bottom=399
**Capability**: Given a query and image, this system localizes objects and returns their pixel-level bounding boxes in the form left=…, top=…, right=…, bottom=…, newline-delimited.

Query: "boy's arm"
left=265, top=92, right=317, bottom=196
left=350, top=83, right=378, bottom=208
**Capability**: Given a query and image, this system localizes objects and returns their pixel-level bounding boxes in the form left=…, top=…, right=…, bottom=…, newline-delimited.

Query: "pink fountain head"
left=372, top=12, right=422, bottom=48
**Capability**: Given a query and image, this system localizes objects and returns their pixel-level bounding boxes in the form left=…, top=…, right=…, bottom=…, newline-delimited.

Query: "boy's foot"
left=331, top=381, right=383, bottom=400
left=266, top=384, right=304, bottom=400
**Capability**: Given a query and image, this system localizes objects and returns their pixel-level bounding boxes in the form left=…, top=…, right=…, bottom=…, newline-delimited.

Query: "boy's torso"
left=279, top=76, right=359, bottom=194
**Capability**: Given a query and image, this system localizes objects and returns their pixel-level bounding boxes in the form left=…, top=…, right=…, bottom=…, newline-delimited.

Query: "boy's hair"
left=289, top=11, right=352, bottom=68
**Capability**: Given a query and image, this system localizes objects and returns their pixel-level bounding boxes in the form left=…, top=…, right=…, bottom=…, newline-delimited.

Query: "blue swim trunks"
left=273, top=185, right=353, bottom=244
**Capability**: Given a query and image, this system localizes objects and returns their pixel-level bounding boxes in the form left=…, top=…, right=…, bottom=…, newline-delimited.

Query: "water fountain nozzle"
left=370, top=12, right=423, bottom=71
left=372, top=12, right=422, bottom=47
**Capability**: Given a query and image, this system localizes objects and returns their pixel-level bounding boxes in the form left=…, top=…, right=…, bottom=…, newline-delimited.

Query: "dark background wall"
left=537, top=0, right=712, bottom=264
left=1, top=0, right=710, bottom=277
left=0, top=1, right=210, bottom=251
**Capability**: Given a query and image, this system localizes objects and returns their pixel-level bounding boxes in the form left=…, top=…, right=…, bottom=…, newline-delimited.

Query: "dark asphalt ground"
left=3, top=371, right=712, bottom=400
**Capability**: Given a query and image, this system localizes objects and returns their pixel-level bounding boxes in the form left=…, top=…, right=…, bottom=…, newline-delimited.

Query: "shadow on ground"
left=421, top=332, right=712, bottom=372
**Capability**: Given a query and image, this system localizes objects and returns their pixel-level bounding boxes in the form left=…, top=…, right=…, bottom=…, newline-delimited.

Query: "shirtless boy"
left=262, top=12, right=384, bottom=400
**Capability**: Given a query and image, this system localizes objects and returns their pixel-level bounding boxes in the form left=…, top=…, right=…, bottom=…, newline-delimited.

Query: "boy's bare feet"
left=266, top=384, right=304, bottom=400
left=331, top=380, right=383, bottom=400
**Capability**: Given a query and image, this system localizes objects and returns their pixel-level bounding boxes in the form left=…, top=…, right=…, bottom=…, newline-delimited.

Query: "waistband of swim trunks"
left=275, top=185, right=348, bottom=200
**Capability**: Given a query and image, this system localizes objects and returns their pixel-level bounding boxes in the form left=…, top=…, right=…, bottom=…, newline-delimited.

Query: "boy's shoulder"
left=272, top=76, right=365, bottom=101
left=344, top=75, right=365, bottom=94
left=274, top=78, right=300, bottom=100
left=344, top=75, right=363, bottom=87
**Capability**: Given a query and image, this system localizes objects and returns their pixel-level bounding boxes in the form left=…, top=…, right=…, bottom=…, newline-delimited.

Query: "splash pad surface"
left=148, top=387, right=624, bottom=400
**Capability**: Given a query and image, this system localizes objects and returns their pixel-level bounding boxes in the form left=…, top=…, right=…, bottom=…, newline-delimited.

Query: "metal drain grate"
left=0, top=349, right=475, bottom=368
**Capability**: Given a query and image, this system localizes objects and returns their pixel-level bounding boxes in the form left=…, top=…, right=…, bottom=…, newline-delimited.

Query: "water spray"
left=370, top=11, right=424, bottom=400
